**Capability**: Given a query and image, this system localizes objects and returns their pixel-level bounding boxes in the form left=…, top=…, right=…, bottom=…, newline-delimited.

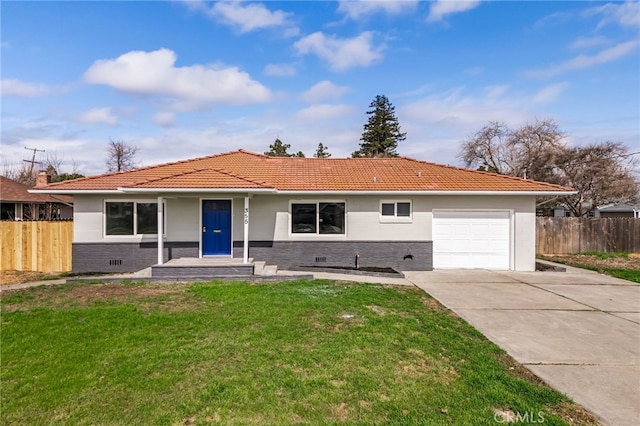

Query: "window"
left=291, top=202, right=345, bottom=235
left=0, top=203, right=16, bottom=220
left=380, top=201, right=412, bottom=221
left=137, top=203, right=158, bottom=234
left=105, top=201, right=160, bottom=236
left=292, top=203, right=316, bottom=233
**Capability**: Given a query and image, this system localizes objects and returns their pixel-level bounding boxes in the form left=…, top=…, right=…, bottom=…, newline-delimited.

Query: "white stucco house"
left=31, top=150, right=574, bottom=274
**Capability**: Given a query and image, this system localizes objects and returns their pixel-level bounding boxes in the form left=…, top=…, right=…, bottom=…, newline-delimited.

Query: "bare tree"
left=460, top=119, right=565, bottom=181
left=2, top=161, right=33, bottom=185
left=554, top=142, right=638, bottom=216
left=106, top=140, right=139, bottom=172
left=459, top=120, right=638, bottom=216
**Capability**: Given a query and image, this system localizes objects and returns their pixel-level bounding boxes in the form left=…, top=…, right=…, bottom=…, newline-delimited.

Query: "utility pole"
left=23, top=146, right=45, bottom=175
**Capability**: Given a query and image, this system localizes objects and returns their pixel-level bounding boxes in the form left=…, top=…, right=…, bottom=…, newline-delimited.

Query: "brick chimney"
left=35, top=171, right=51, bottom=187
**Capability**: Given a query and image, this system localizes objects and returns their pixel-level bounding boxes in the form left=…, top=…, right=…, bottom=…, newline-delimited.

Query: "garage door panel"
left=433, top=210, right=511, bottom=270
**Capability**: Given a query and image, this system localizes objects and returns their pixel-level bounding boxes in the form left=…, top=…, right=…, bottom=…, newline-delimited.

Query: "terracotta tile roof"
left=36, top=149, right=573, bottom=193
left=0, top=176, right=73, bottom=203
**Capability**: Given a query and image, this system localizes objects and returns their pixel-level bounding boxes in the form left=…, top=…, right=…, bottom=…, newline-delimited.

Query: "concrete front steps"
left=150, top=257, right=293, bottom=281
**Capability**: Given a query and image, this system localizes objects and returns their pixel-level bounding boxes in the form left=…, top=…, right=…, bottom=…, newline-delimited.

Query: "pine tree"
left=352, top=95, right=406, bottom=158
left=264, top=138, right=292, bottom=157
left=314, top=143, right=331, bottom=158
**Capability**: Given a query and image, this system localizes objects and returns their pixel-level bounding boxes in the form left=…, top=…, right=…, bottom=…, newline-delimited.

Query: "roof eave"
left=275, top=190, right=577, bottom=196
left=29, top=189, right=122, bottom=195
left=29, top=188, right=576, bottom=196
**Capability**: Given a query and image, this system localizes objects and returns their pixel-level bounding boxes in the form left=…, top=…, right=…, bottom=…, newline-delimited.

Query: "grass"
left=1, top=280, right=596, bottom=425
left=575, top=266, right=640, bottom=283
left=600, top=268, right=640, bottom=283
left=540, top=251, right=640, bottom=283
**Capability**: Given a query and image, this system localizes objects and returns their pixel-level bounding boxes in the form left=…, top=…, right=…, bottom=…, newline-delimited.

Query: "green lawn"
left=1, top=280, right=596, bottom=425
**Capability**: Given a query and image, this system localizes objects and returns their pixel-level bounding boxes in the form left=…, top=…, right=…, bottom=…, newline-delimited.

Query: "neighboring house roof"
left=0, top=176, right=73, bottom=203
left=32, top=149, right=574, bottom=194
left=598, top=203, right=640, bottom=213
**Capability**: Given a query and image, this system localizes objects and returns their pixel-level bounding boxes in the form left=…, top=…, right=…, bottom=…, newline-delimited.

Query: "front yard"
left=1, top=280, right=597, bottom=425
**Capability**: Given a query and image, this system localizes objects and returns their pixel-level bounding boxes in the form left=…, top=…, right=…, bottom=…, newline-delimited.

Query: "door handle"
left=202, top=226, right=206, bottom=232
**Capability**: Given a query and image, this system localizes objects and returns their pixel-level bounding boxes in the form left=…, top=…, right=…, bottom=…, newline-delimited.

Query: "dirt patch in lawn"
left=540, top=253, right=640, bottom=271
left=61, top=282, right=185, bottom=304
left=1, top=270, right=63, bottom=286
left=1, top=282, right=197, bottom=313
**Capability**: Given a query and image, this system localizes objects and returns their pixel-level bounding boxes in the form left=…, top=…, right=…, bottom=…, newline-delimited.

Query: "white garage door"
left=433, top=210, right=511, bottom=270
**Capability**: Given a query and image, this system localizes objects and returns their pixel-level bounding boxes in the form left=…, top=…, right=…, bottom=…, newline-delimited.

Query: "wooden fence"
left=0, top=221, right=73, bottom=273
left=536, top=217, right=639, bottom=254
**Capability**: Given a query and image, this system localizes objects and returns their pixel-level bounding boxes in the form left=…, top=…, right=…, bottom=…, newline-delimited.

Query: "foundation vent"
left=315, top=256, right=327, bottom=263
left=109, top=259, right=123, bottom=266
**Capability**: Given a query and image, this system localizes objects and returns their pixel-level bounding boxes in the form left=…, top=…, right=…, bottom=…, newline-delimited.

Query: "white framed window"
left=291, top=201, right=346, bottom=235
left=104, top=200, right=165, bottom=236
left=380, top=200, right=412, bottom=222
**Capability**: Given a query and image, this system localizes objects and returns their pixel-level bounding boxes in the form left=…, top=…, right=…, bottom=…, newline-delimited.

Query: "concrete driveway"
left=404, top=265, right=640, bottom=426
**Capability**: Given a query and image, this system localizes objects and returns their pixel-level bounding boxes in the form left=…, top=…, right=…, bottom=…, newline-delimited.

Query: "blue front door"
left=202, top=200, right=232, bottom=256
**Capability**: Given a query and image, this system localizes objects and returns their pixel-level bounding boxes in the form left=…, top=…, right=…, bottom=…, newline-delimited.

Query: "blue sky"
left=2, top=0, right=639, bottom=175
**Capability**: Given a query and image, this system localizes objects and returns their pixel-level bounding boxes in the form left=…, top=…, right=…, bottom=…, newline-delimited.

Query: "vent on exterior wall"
left=109, top=259, right=122, bottom=266
left=315, top=256, right=327, bottom=263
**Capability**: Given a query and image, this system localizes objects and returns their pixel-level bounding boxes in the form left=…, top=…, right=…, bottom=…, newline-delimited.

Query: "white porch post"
left=157, top=196, right=164, bottom=265
left=243, top=196, right=250, bottom=264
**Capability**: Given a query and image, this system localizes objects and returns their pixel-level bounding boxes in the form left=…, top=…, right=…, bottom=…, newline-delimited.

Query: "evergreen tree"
left=314, top=143, right=331, bottom=158
left=265, top=138, right=306, bottom=157
left=264, top=138, right=292, bottom=157
left=352, top=95, right=406, bottom=158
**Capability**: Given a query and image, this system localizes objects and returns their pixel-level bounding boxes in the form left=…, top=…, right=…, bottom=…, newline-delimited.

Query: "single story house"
left=32, top=149, right=573, bottom=273
left=1, top=175, right=73, bottom=220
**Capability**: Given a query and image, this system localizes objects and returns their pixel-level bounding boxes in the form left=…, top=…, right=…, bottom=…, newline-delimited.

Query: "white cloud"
left=152, top=111, right=176, bottom=127
left=185, top=0, right=298, bottom=34
left=294, top=31, right=384, bottom=71
left=532, top=83, right=569, bottom=104
left=484, top=85, right=509, bottom=100
left=401, top=86, right=529, bottom=129
left=427, top=0, right=482, bottom=23
left=570, top=35, right=610, bottom=50
left=296, top=104, right=355, bottom=121
left=526, top=40, right=639, bottom=78
left=263, top=63, right=297, bottom=77
left=301, top=81, right=350, bottom=103
left=78, top=107, right=118, bottom=126
left=338, top=0, right=418, bottom=20
left=587, top=1, right=640, bottom=29
left=1, top=78, right=52, bottom=97
left=84, top=48, right=271, bottom=107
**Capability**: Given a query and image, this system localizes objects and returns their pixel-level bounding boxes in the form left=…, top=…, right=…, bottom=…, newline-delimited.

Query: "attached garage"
left=432, top=210, right=512, bottom=270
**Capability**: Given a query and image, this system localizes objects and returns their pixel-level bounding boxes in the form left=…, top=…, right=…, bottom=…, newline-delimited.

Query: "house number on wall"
left=244, top=208, right=249, bottom=225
